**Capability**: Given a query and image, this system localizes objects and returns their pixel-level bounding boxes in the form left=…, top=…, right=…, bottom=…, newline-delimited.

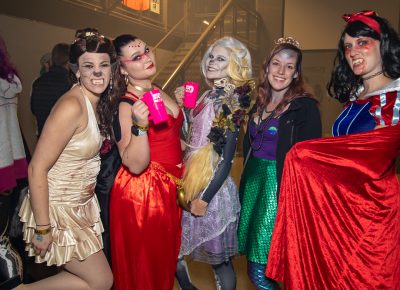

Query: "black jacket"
left=31, top=66, right=72, bottom=137
left=243, top=97, right=322, bottom=193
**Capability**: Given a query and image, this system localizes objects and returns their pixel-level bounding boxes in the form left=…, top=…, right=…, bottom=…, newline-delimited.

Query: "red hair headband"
left=342, top=10, right=381, bottom=35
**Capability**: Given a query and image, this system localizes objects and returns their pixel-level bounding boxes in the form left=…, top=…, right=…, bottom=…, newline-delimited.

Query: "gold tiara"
left=275, top=37, right=301, bottom=49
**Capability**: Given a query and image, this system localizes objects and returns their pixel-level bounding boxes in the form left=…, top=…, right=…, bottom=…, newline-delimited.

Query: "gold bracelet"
left=34, top=227, right=51, bottom=235
left=36, top=223, right=50, bottom=227
left=132, top=120, right=149, bottom=132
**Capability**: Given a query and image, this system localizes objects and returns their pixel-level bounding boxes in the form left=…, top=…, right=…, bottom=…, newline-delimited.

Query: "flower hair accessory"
left=342, top=10, right=381, bottom=35
left=275, top=37, right=301, bottom=49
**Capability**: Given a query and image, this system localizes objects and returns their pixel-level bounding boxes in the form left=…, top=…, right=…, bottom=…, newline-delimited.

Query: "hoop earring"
left=124, top=75, right=129, bottom=86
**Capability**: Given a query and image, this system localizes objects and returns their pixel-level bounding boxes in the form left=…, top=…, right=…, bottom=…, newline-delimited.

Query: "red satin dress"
left=266, top=101, right=400, bottom=289
left=110, top=107, right=183, bottom=290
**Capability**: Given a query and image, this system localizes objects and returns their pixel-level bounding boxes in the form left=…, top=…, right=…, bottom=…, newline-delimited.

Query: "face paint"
left=343, top=34, right=382, bottom=77
left=128, top=40, right=144, bottom=49
left=121, top=47, right=153, bottom=63
left=205, top=46, right=230, bottom=81
left=119, top=39, right=156, bottom=80
left=77, top=52, right=112, bottom=95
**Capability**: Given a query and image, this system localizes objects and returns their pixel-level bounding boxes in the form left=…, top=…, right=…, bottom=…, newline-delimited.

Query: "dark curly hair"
left=255, top=43, right=313, bottom=117
left=112, top=34, right=139, bottom=98
left=70, top=28, right=120, bottom=138
left=327, top=15, right=400, bottom=103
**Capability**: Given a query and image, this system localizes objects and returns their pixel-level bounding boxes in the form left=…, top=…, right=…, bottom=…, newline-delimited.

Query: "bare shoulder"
left=48, top=87, right=85, bottom=126
left=159, top=89, right=174, bottom=102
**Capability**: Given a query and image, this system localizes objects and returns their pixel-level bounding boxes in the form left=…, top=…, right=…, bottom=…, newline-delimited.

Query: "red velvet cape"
left=266, top=124, right=400, bottom=289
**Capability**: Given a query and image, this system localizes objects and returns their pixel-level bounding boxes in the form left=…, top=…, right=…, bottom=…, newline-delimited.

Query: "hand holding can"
left=142, top=90, right=169, bottom=124
left=183, top=82, right=199, bottom=108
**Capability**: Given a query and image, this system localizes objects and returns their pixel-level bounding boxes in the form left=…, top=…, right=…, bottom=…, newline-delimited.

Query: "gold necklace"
left=131, top=83, right=153, bottom=93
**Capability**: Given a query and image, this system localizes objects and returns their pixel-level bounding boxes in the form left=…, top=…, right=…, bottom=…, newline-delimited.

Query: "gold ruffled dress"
left=19, top=93, right=103, bottom=266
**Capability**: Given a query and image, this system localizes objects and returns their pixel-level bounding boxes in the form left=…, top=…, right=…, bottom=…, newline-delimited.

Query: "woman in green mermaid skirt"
left=237, top=37, right=322, bottom=289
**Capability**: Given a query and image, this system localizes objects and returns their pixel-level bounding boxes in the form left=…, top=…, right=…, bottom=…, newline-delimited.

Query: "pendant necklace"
left=249, top=109, right=276, bottom=151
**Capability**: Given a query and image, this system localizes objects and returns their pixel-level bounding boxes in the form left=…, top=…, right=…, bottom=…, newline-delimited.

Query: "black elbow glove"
left=201, top=129, right=239, bottom=203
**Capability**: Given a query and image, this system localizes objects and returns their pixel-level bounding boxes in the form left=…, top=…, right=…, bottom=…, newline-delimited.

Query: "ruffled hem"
left=180, top=177, right=240, bottom=258
left=19, top=194, right=104, bottom=266
left=179, top=214, right=238, bottom=257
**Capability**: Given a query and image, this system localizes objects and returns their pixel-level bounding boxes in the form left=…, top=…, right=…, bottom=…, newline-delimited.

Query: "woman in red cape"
left=109, top=34, right=183, bottom=290
left=266, top=125, right=400, bottom=289
left=266, top=11, right=400, bottom=289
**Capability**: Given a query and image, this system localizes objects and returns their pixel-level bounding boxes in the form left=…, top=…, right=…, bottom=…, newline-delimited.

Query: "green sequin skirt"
left=237, top=157, right=278, bottom=264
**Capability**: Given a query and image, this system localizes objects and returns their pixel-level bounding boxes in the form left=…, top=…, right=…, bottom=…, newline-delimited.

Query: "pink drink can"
left=142, top=90, right=169, bottom=124
left=183, top=82, right=199, bottom=108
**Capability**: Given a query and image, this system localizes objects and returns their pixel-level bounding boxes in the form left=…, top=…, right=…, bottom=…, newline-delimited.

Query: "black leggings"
left=176, top=258, right=236, bottom=290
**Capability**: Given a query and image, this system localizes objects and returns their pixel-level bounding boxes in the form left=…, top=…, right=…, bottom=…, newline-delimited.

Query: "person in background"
left=266, top=11, right=400, bottom=289
left=31, top=43, right=72, bottom=138
left=0, top=35, right=26, bottom=289
left=1, top=28, right=117, bottom=290
left=39, top=52, right=51, bottom=76
left=237, top=36, right=321, bottom=289
left=175, top=36, right=254, bottom=290
left=109, top=34, right=183, bottom=290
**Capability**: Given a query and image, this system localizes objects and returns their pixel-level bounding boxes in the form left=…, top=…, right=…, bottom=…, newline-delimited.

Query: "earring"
left=109, top=76, right=113, bottom=91
left=124, top=75, right=129, bottom=86
left=78, top=77, right=81, bottom=86
left=108, top=77, right=113, bottom=100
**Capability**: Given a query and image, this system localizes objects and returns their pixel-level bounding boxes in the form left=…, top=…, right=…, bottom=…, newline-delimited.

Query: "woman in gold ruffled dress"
left=2, top=29, right=117, bottom=290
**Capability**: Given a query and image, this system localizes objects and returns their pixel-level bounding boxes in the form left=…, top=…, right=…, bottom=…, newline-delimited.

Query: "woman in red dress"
left=109, top=34, right=183, bottom=290
left=266, top=11, right=400, bottom=289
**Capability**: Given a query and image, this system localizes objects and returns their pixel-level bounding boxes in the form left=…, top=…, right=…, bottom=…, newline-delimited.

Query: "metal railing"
left=153, top=16, right=186, bottom=50
left=154, top=0, right=262, bottom=94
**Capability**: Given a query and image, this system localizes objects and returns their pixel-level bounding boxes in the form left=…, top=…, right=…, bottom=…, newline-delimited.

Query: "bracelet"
left=36, top=223, right=50, bottom=227
left=34, top=227, right=51, bottom=235
left=137, top=128, right=148, bottom=136
left=132, top=121, right=149, bottom=132
left=131, top=125, right=148, bottom=136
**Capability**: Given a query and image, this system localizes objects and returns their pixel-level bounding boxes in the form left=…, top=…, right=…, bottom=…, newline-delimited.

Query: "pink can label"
left=183, top=82, right=199, bottom=108
left=143, top=90, right=169, bottom=124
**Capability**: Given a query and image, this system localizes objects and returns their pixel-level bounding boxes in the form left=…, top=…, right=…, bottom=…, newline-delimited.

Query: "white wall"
left=284, top=0, right=399, bottom=50
left=0, top=15, right=76, bottom=153
left=0, top=14, right=174, bottom=154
